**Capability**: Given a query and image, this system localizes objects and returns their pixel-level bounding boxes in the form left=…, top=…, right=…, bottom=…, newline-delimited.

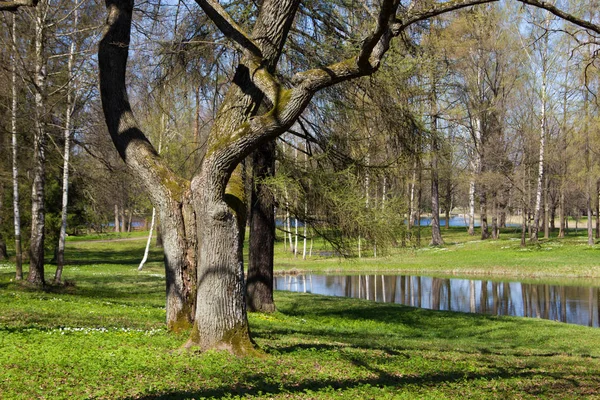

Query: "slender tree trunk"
left=284, top=185, right=293, bottom=252
left=430, top=81, right=443, bottom=246
left=431, top=152, right=443, bottom=245
left=543, top=172, right=550, bottom=240
left=531, top=49, right=548, bottom=242
left=28, top=0, right=48, bottom=286
left=11, top=14, right=23, bottom=280
left=114, top=204, right=120, bottom=232
left=596, top=182, right=599, bottom=239
left=303, top=149, right=309, bottom=260
left=480, top=191, right=489, bottom=240
left=444, top=178, right=451, bottom=230
left=588, top=190, right=594, bottom=245
left=138, top=208, right=155, bottom=271
left=247, top=141, right=276, bottom=313
left=584, top=79, right=594, bottom=246
left=521, top=207, right=527, bottom=248
left=416, top=165, right=422, bottom=246
left=491, top=195, right=498, bottom=239
left=468, top=177, right=476, bottom=235
left=0, top=185, right=8, bottom=260
left=409, top=160, right=417, bottom=230
left=55, top=8, right=78, bottom=284
left=558, top=187, right=565, bottom=238
left=120, top=205, right=126, bottom=233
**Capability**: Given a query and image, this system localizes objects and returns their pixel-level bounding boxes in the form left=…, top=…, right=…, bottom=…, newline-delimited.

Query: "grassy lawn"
left=1, top=230, right=600, bottom=398
left=273, top=226, right=600, bottom=281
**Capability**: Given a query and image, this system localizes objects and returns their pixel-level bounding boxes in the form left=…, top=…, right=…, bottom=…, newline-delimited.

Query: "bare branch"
left=0, top=0, right=38, bottom=12
left=395, top=0, right=497, bottom=31
left=517, top=0, right=600, bottom=36
left=193, top=0, right=262, bottom=57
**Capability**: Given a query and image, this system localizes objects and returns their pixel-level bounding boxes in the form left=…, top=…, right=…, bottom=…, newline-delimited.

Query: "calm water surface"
left=274, top=274, right=600, bottom=327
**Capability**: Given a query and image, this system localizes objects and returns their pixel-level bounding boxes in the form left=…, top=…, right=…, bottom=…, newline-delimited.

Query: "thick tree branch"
left=0, top=0, right=38, bottom=11
left=222, top=0, right=519, bottom=171
left=358, top=0, right=399, bottom=69
left=99, top=0, right=189, bottom=205
left=193, top=0, right=262, bottom=58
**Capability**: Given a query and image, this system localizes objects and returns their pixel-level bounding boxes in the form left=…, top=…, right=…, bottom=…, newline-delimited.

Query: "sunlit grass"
left=273, top=225, right=600, bottom=279
left=1, top=236, right=600, bottom=398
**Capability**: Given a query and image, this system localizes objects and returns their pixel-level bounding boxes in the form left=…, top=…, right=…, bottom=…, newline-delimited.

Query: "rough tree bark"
left=28, top=0, right=48, bottom=286
left=247, top=141, right=276, bottom=313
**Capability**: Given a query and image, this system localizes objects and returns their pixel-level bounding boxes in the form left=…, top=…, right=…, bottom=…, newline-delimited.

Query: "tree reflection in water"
left=274, top=274, right=600, bottom=327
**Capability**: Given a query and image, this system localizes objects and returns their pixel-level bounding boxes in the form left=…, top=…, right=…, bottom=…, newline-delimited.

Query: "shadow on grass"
left=65, top=247, right=163, bottom=266
left=0, top=270, right=164, bottom=307
left=128, top=366, right=585, bottom=399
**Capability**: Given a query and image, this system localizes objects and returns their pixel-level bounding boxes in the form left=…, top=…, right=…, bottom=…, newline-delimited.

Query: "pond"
left=274, top=274, right=600, bottom=328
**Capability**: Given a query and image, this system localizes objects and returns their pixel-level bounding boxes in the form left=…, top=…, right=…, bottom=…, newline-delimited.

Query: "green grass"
left=1, top=235, right=600, bottom=398
left=273, top=226, right=600, bottom=281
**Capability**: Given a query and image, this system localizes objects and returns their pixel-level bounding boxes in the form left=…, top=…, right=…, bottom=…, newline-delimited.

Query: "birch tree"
left=54, top=7, right=78, bottom=283
left=27, top=0, right=49, bottom=286
left=10, top=13, right=23, bottom=279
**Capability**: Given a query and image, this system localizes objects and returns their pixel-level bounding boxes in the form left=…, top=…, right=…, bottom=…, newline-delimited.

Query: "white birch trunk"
left=469, top=115, right=482, bottom=236
left=284, top=186, right=293, bottom=252
left=139, top=208, right=156, bottom=271
left=293, top=144, right=298, bottom=257
left=114, top=204, right=120, bottom=232
left=55, top=8, right=78, bottom=283
left=531, top=75, right=546, bottom=241
left=11, top=14, right=23, bottom=280
left=409, top=160, right=417, bottom=229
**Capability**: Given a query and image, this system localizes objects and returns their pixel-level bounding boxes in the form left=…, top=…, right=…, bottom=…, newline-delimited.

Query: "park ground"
left=1, top=225, right=600, bottom=398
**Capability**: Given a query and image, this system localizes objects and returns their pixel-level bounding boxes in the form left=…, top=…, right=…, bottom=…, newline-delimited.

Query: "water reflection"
left=274, top=274, right=600, bottom=327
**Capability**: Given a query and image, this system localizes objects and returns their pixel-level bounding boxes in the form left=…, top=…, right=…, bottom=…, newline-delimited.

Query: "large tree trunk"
left=246, top=141, right=276, bottom=313
left=28, top=0, right=48, bottom=286
left=99, top=1, right=196, bottom=330
left=11, top=13, right=23, bottom=279
left=187, top=162, right=253, bottom=353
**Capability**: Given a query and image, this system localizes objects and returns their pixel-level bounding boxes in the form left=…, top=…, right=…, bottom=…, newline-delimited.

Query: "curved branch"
left=395, top=0, right=498, bottom=31
left=98, top=0, right=189, bottom=205
left=517, top=0, right=600, bottom=35
left=194, top=0, right=262, bottom=57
